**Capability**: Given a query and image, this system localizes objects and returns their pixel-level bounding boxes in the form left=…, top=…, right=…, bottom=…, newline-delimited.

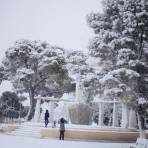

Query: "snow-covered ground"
left=0, top=134, right=131, bottom=148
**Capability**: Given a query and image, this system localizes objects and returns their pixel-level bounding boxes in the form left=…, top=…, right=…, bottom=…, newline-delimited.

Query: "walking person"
left=44, top=110, right=49, bottom=128
left=59, top=117, right=65, bottom=140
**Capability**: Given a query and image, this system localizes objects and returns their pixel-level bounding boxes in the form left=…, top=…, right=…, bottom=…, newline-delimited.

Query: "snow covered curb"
left=0, top=124, right=17, bottom=133
left=40, top=128, right=148, bottom=141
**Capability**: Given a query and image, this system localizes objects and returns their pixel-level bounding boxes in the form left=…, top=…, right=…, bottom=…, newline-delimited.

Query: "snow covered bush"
left=0, top=91, right=26, bottom=120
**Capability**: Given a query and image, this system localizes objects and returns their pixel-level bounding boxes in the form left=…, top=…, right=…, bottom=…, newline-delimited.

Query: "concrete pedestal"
left=68, top=103, right=93, bottom=125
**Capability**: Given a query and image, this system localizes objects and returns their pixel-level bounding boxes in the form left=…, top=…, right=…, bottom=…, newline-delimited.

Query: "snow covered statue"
left=68, top=75, right=93, bottom=125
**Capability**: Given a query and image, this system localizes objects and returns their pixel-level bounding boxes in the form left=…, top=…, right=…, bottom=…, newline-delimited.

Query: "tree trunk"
left=25, top=99, right=37, bottom=121
left=25, top=87, right=37, bottom=121
left=137, top=113, right=146, bottom=138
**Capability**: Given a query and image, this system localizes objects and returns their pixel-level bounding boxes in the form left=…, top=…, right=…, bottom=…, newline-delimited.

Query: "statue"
left=69, top=75, right=93, bottom=125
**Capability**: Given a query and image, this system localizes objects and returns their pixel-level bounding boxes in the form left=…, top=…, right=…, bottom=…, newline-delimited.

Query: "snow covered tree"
left=0, top=66, right=6, bottom=85
left=66, top=50, right=99, bottom=102
left=66, top=50, right=88, bottom=76
left=87, top=0, right=148, bottom=137
left=1, top=39, right=70, bottom=120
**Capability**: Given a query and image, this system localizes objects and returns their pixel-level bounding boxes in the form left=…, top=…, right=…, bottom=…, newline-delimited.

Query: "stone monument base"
left=68, top=103, right=93, bottom=125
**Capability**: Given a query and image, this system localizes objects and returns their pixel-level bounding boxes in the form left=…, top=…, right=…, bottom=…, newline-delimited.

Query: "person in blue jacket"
left=44, top=110, right=49, bottom=128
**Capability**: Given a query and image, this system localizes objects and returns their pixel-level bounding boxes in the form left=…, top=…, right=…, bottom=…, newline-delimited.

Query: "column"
left=112, top=102, right=116, bottom=127
left=112, top=102, right=119, bottom=127
left=129, top=109, right=137, bottom=129
left=75, top=78, right=80, bottom=103
left=121, top=103, right=129, bottom=128
left=75, top=73, right=82, bottom=103
left=98, top=102, right=102, bottom=126
left=75, top=75, right=86, bottom=103
left=34, top=98, right=41, bottom=122
left=49, top=101, right=54, bottom=123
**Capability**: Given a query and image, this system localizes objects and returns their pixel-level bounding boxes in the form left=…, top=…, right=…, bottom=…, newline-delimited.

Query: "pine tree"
left=87, top=0, right=148, bottom=138
left=1, top=39, right=69, bottom=120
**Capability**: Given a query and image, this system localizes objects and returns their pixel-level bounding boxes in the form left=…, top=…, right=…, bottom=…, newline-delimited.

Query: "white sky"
left=0, top=0, right=103, bottom=95
left=0, top=0, right=103, bottom=61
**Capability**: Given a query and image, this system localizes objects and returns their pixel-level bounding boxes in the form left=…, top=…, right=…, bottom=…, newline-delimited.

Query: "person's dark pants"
left=59, top=131, right=65, bottom=140
left=45, top=119, right=48, bottom=127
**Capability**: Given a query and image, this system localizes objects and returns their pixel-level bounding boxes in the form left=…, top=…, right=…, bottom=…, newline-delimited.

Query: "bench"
left=130, top=138, right=148, bottom=148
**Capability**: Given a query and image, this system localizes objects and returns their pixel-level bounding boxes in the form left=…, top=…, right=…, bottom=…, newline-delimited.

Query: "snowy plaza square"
left=0, top=134, right=131, bottom=148
left=0, top=0, right=148, bottom=148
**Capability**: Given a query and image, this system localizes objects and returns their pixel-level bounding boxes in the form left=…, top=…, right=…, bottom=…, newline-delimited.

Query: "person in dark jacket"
left=44, top=110, right=49, bottom=128
left=59, top=117, right=65, bottom=140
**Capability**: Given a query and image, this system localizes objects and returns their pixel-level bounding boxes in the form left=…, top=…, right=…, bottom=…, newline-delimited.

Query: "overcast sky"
left=0, top=0, right=103, bottom=94
left=0, top=0, right=103, bottom=60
